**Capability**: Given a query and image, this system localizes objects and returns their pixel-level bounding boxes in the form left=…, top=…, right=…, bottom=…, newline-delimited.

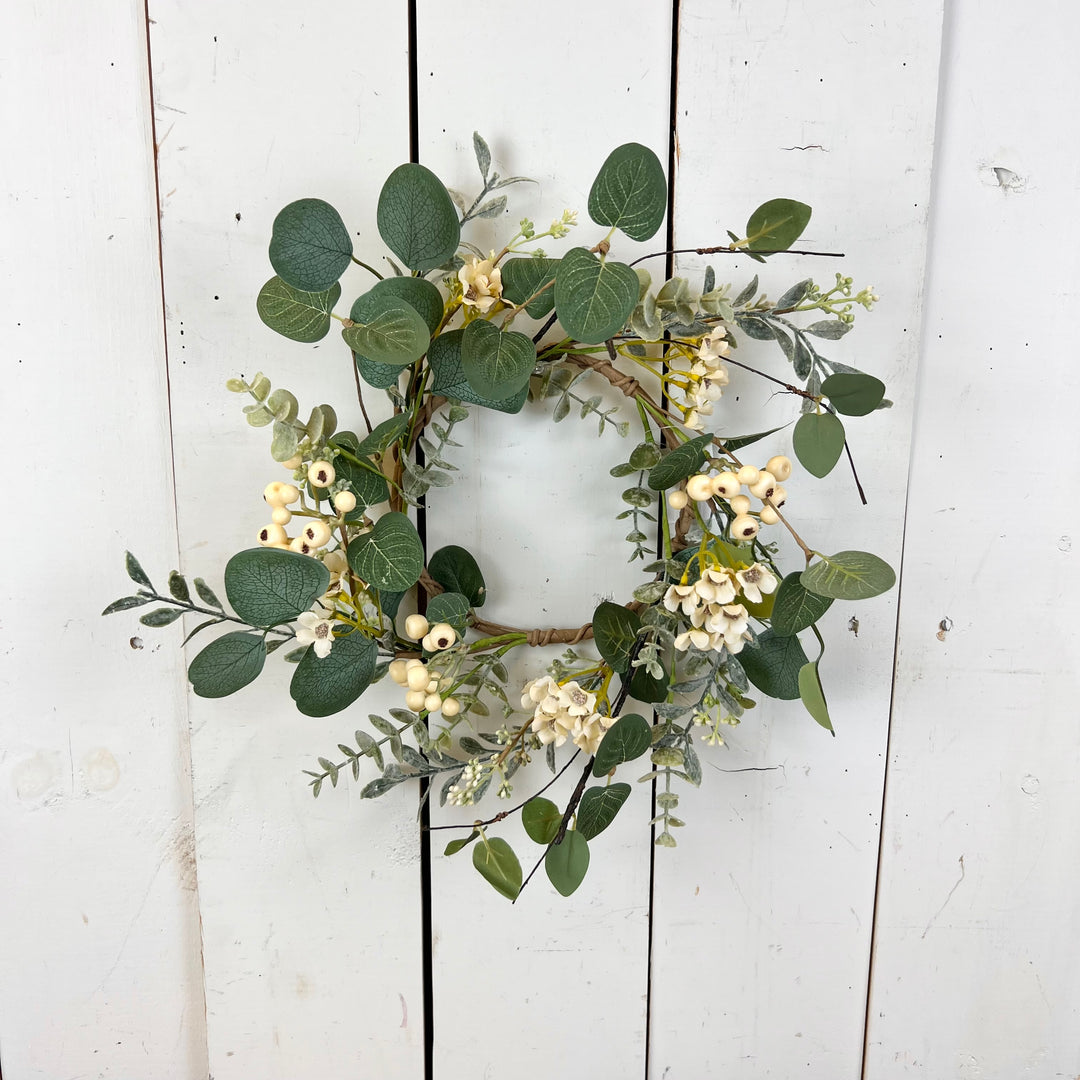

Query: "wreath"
left=106, top=134, right=894, bottom=901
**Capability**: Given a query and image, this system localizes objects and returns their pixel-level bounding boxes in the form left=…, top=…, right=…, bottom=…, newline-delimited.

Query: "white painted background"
left=3, top=1, right=1078, bottom=1077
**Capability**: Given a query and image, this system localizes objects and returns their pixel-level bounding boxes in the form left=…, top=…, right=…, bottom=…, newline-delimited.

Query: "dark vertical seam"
left=859, top=5, right=951, bottom=1074
left=407, top=5, right=435, bottom=1080
left=645, top=3, right=682, bottom=1078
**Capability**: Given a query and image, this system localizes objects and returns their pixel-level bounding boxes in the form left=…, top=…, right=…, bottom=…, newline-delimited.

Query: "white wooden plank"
left=416, top=2, right=673, bottom=1076
left=146, top=5, right=423, bottom=1075
left=864, top=3, right=1080, bottom=1074
left=650, top=4, right=943, bottom=1075
left=0, top=1, right=207, bottom=1076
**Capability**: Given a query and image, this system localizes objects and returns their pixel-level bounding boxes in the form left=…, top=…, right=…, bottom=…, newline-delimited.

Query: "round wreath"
left=107, top=134, right=894, bottom=901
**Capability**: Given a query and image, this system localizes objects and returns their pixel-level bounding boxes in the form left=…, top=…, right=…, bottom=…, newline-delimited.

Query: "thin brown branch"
left=629, top=245, right=845, bottom=268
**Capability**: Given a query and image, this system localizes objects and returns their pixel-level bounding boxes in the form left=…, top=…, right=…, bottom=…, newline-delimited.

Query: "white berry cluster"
left=521, top=676, right=616, bottom=756
left=445, top=756, right=493, bottom=807
left=403, top=613, right=459, bottom=655
left=255, top=462, right=357, bottom=555
left=388, top=657, right=461, bottom=717
left=663, top=562, right=778, bottom=655
left=678, top=326, right=732, bottom=431
left=668, top=455, right=793, bottom=543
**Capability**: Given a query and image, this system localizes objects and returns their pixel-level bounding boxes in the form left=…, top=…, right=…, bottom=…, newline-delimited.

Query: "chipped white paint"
left=0, top=1, right=206, bottom=1076
left=864, top=2, right=1080, bottom=1074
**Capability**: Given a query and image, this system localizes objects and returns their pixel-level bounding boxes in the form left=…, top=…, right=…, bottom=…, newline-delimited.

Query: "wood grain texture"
left=864, top=3, right=1080, bottom=1074
left=649, top=3, right=944, bottom=1075
left=147, top=4, right=423, bottom=1075
left=0, top=1, right=206, bottom=1075
left=415, top=2, right=673, bottom=1076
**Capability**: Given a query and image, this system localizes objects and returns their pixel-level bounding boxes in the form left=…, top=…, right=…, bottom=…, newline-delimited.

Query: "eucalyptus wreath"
left=106, top=134, right=894, bottom=901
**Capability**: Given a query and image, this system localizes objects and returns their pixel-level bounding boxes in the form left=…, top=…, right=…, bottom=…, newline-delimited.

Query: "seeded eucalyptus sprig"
left=106, top=133, right=896, bottom=902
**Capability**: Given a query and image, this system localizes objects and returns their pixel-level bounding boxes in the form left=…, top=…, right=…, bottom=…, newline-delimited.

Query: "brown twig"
left=629, top=245, right=845, bottom=268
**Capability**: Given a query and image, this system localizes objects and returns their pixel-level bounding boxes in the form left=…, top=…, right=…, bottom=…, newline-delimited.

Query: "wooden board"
left=146, top=4, right=424, bottom=1075
left=0, top=1, right=207, bottom=1075
left=863, top=2, right=1080, bottom=1073
left=649, top=3, right=944, bottom=1075
left=415, top=2, right=674, bottom=1076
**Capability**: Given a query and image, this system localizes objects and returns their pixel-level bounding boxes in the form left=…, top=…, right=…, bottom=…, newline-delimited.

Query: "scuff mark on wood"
left=921, top=854, right=965, bottom=939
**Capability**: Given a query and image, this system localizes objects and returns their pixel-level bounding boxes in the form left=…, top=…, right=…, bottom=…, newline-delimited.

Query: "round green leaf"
left=364, top=276, right=444, bottom=335
left=342, top=290, right=430, bottom=368
left=798, top=660, right=833, bottom=733
left=256, top=277, right=340, bottom=343
left=460, top=320, right=536, bottom=399
left=587, top=142, right=667, bottom=242
left=269, top=198, right=353, bottom=292
left=501, top=258, right=559, bottom=318
left=592, top=713, right=652, bottom=777
left=793, top=411, right=846, bottom=478
left=545, top=831, right=590, bottom=897
left=188, top=631, right=266, bottom=698
left=472, top=837, right=522, bottom=901
left=427, top=330, right=529, bottom=414
left=821, top=372, right=886, bottom=416
left=424, top=591, right=470, bottom=634
left=745, top=198, right=812, bottom=253
left=771, top=572, right=834, bottom=636
left=577, top=783, right=631, bottom=841
left=347, top=511, right=424, bottom=592
left=592, top=601, right=642, bottom=674
left=553, top=247, right=639, bottom=344
left=740, top=629, right=808, bottom=701
left=377, top=163, right=461, bottom=272
left=427, top=544, right=486, bottom=608
left=224, top=548, right=330, bottom=628
left=801, top=550, right=896, bottom=601
left=289, top=630, right=378, bottom=717
left=522, top=797, right=562, bottom=845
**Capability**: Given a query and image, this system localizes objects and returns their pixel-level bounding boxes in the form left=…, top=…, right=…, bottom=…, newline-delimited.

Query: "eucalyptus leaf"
left=522, top=797, right=562, bottom=845
left=445, top=830, right=480, bottom=857
left=473, top=837, right=522, bottom=901
left=342, top=292, right=430, bottom=368
left=804, top=320, right=852, bottom=340
left=592, top=601, right=642, bottom=674
left=792, top=411, right=846, bottom=478
left=427, top=545, right=486, bottom=607
left=771, top=572, right=834, bottom=636
left=362, top=276, right=444, bottom=335
left=801, top=551, right=896, bottom=601
left=501, top=258, right=558, bottom=318
left=461, top=319, right=536, bottom=399
left=224, top=548, right=329, bottom=628
left=545, top=831, right=590, bottom=897
left=428, top=330, right=529, bottom=414
left=719, top=424, right=789, bottom=453
left=473, top=131, right=491, bottom=179
left=745, top=198, right=812, bottom=253
left=736, top=314, right=776, bottom=341
left=577, top=783, right=631, bottom=841
left=347, top=512, right=424, bottom=592
left=425, top=591, right=470, bottom=634
left=268, top=198, right=352, bottom=292
left=167, top=571, right=190, bottom=603
left=188, top=631, right=266, bottom=698
left=799, top=660, right=833, bottom=733
left=554, top=248, right=638, bottom=344
left=289, top=631, right=377, bottom=717
left=593, top=713, right=652, bottom=777
left=257, top=277, right=340, bottom=343
left=740, top=629, right=808, bottom=700
left=377, top=162, right=461, bottom=272
left=101, top=595, right=152, bottom=615
left=647, top=433, right=713, bottom=491
left=587, top=142, right=667, bottom=241
left=822, top=372, right=886, bottom=416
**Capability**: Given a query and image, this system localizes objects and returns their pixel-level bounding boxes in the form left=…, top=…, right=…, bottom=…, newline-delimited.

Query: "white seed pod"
left=302, top=519, right=332, bottom=548
left=282, top=454, right=304, bottom=470
left=332, top=490, right=357, bottom=514
left=766, top=455, right=792, bottom=482
left=748, top=470, right=777, bottom=499
left=271, top=506, right=292, bottom=526
left=388, top=659, right=409, bottom=685
left=440, top=697, right=461, bottom=718
left=308, top=460, right=335, bottom=488
left=759, top=505, right=780, bottom=525
left=736, top=465, right=760, bottom=485
left=770, top=483, right=788, bottom=508
left=404, top=689, right=428, bottom=712
left=404, top=614, right=429, bottom=641
left=406, top=664, right=431, bottom=692
left=289, top=536, right=313, bottom=555
left=427, top=623, right=457, bottom=651
left=731, top=514, right=760, bottom=541
left=263, top=481, right=289, bottom=505
left=668, top=490, right=689, bottom=510
left=257, top=523, right=288, bottom=546
left=424, top=693, right=443, bottom=713
left=730, top=494, right=751, bottom=515
left=686, top=473, right=714, bottom=502
left=711, top=471, right=741, bottom=498
left=278, top=484, right=300, bottom=505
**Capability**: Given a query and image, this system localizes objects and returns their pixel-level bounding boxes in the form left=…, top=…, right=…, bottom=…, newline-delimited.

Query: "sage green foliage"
left=427, top=545, right=486, bottom=607
left=802, top=550, right=896, bottom=601
left=445, top=830, right=479, bottom=856
left=822, top=372, right=886, bottom=416
left=347, top=512, right=424, bottom=592
left=587, top=142, right=667, bottom=241
left=523, top=797, right=562, bottom=844
left=377, top=162, right=461, bottom=271
left=577, top=783, right=631, bottom=841
left=798, top=660, right=833, bottom=733
left=592, top=713, right=652, bottom=777
left=257, top=277, right=340, bottom=343
left=553, top=247, right=638, bottom=344
left=745, top=198, right=812, bottom=253
left=225, top=549, right=330, bottom=628
left=290, top=631, right=377, bottom=717
left=460, top=319, right=536, bottom=399
left=269, top=198, right=353, bottom=291
left=188, top=632, right=266, bottom=698
left=328, top=430, right=389, bottom=512
left=428, top=330, right=529, bottom=414
left=343, top=290, right=431, bottom=367
left=647, top=432, right=714, bottom=490
left=793, top=410, right=846, bottom=477
left=473, top=836, right=522, bottom=900
left=545, top=831, right=590, bottom=896
left=424, top=591, right=470, bottom=634
left=771, top=572, right=834, bottom=636
left=740, top=630, right=809, bottom=700
left=500, top=258, right=558, bottom=317
left=364, top=276, right=444, bottom=335
left=591, top=601, right=641, bottom=674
